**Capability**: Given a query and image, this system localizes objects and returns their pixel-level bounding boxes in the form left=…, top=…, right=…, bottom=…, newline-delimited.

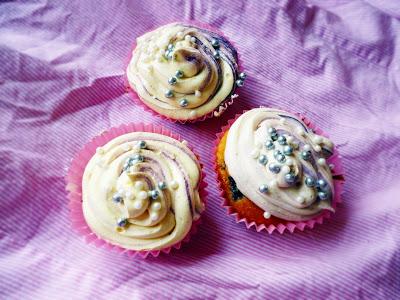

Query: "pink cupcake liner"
left=65, top=123, right=208, bottom=258
left=214, top=108, right=345, bottom=234
left=124, top=20, right=245, bottom=124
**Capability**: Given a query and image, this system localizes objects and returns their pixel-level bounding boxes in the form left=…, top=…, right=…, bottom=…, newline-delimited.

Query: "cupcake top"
left=82, top=132, right=204, bottom=251
left=224, top=108, right=335, bottom=222
left=127, top=22, right=244, bottom=121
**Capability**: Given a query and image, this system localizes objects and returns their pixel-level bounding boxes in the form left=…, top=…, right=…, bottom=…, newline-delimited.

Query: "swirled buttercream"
left=82, top=132, right=204, bottom=250
left=224, top=108, right=335, bottom=221
left=127, top=22, right=243, bottom=121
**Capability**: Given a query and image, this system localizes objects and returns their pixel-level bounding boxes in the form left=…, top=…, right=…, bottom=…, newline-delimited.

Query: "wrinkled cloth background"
left=1, top=0, right=399, bottom=299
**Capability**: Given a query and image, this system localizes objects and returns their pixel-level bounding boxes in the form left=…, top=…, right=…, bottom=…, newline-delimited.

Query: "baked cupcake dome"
left=126, top=22, right=245, bottom=122
left=82, top=131, right=205, bottom=251
left=216, top=108, right=344, bottom=228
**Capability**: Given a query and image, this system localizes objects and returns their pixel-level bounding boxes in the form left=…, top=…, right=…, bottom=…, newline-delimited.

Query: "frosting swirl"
left=82, top=132, right=204, bottom=251
left=127, top=22, right=243, bottom=121
left=224, top=108, right=335, bottom=221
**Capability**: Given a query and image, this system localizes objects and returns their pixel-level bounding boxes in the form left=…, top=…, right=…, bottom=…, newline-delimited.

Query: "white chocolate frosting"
left=127, top=22, right=243, bottom=121
left=224, top=108, right=335, bottom=222
left=82, top=132, right=204, bottom=251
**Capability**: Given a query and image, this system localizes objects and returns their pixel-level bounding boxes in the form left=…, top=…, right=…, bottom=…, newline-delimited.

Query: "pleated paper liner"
left=66, top=123, right=208, bottom=258
left=124, top=21, right=245, bottom=124
left=214, top=109, right=345, bottom=234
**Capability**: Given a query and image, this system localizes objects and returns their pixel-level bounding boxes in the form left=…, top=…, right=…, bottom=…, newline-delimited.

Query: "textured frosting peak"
left=82, top=132, right=204, bottom=251
left=127, top=22, right=243, bottom=120
left=224, top=108, right=335, bottom=221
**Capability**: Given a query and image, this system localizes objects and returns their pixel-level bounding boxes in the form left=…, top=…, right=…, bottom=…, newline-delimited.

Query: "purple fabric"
left=1, top=0, right=399, bottom=299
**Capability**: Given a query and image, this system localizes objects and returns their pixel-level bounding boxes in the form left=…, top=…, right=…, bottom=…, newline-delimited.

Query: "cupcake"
left=215, top=108, right=345, bottom=233
left=66, top=124, right=206, bottom=256
left=126, top=22, right=245, bottom=123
